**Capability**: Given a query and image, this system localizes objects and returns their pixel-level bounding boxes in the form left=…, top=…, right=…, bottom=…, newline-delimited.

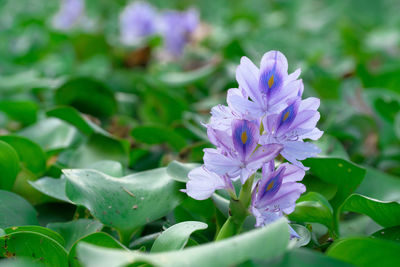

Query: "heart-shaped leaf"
left=151, top=221, right=208, bottom=252
left=0, top=231, right=68, bottom=266
left=63, top=168, right=184, bottom=241
left=69, top=232, right=127, bottom=267
left=288, top=192, right=333, bottom=230
left=3, top=225, right=65, bottom=246
left=341, top=193, right=400, bottom=227
left=0, top=140, right=20, bottom=190
left=0, top=190, right=38, bottom=228
left=48, top=219, right=103, bottom=251
left=372, top=226, right=400, bottom=242
left=0, top=100, right=38, bottom=125
left=327, top=237, right=400, bottom=266
left=77, top=218, right=290, bottom=267
left=131, top=125, right=187, bottom=151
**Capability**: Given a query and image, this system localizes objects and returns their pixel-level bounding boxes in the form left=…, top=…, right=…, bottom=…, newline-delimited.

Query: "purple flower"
left=204, top=119, right=282, bottom=183
left=251, top=162, right=306, bottom=227
left=119, top=1, right=158, bottom=45
left=52, top=0, right=84, bottom=30
left=227, top=51, right=303, bottom=119
left=159, top=9, right=199, bottom=56
left=260, top=98, right=323, bottom=169
left=185, top=166, right=234, bottom=200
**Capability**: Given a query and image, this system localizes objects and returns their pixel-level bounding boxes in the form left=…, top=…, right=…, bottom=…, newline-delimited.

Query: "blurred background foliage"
left=0, top=0, right=399, bottom=264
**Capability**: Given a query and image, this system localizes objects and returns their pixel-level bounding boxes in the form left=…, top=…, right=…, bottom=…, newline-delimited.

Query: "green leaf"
left=265, top=248, right=353, bottom=267
left=167, top=161, right=200, bottom=183
left=46, top=106, right=102, bottom=136
left=0, top=100, right=38, bottom=125
left=372, top=226, right=400, bottom=242
left=327, top=237, right=400, bottom=266
left=0, top=231, right=68, bottom=267
left=63, top=168, right=184, bottom=241
left=151, top=221, right=208, bottom=252
left=68, top=134, right=129, bottom=168
left=77, top=219, right=290, bottom=267
left=356, top=167, right=400, bottom=202
left=69, top=232, right=127, bottom=267
left=0, top=190, right=38, bottom=228
left=341, top=194, right=400, bottom=227
left=158, top=64, right=218, bottom=87
left=29, top=160, right=125, bottom=203
left=303, top=158, right=366, bottom=209
left=3, top=225, right=65, bottom=247
left=131, top=125, right=187, bottom=151
left=288, top=192, right=333, bottom=230
left=0, top=141, right=20, bottom=190
left=18, top=118, right=82, bottom=151
left=54, top=77, right=117, bottom=118
left=47, top=219, right=103, bottom=251
left=29, top=177, right=70, bottom=203
left=0, top=135, right=46, bottom=177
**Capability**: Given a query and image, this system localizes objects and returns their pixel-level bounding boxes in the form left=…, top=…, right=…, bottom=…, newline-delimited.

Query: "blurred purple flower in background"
left=119, top=1, right=158, bottom=45
left=52, top=0, right=85, bottom=30
left=185, top=50, right=323, bottom=232
left=159, top=9, right=199, bottom=56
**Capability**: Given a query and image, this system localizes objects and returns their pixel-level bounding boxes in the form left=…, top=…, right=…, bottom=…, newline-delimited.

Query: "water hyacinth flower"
left=204, top=119, right=282, bottom=183
left=52, top=0, right=85, bottom=30
left=250, top=162, right=306, bottom=227
left=159, top=9, right=199, bottom=56
left=185, top=50, right=322, bottom=233
left=260, top=97, right=323, bottom=169
left=227, top=51, right=302, bottom=119
left=119, top=1, right=158, bottom=45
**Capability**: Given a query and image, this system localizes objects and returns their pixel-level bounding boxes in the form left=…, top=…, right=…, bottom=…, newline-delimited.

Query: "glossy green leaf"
left=3, top=225, right=65, bottom=246
left=158, top=64, right=217, bottom=87
left=265, top=248, right=353, bottom=267
left=48, top=219, right=103, bottom=251
left=131, top=125, right=187, bottom=151
left=372, top=226, right=400, bottom=242
left=69, top=232, right=127, bottom=267
left=341, top=193, right=400, bottom=227
left=327, top=237, right=400, bottom=267
left=0, top=190, right=38, bottom=228
left=0, top=135, right=46, bottom=176
left=288, top=192, right=333, bottom=230
left=303, top=158, right=366, bottom=210
left=55, top=77, right=117, bottom=118
left=0, top=231, right=68, bottom=267
left=63, top=168, right=184, bottom=240
left=68, top=134, right=129, bottom=168
left=0, top=141, right=20, bottom=190
left=77, top=219, right=290, bottom=267
left=46, top=106, right=100, bottom=136
left=0, top=100, right=38, bottom=125
left=18, top=118, right=82, bottom=151
left=167, top=161, right=200, bottom=183
left=151, top=221, right=208, bottom=252
left=29, top=177, right=70, bottom=203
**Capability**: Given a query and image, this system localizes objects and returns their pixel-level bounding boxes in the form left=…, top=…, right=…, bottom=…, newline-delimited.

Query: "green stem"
left=118, top=230, right=133, bottom=247
left=215, top=175, right=255, bottom=241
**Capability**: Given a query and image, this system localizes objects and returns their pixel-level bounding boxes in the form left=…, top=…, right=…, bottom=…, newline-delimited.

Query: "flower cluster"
left=186, top=51, right=323, bottom=229
left=119, top=1, right=199, bottom=57
left=52, top=0, right=85, bottom=30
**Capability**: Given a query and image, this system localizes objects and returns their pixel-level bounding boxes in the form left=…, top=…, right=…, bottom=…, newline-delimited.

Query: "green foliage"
left=0, top=0, right=399, bottom=265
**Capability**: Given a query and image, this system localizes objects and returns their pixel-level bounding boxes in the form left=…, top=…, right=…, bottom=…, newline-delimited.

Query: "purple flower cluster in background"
left=186, top=51, right=323, bottom=229
left=52, top=0, right=85, bottom=30
left=119, top=1, right=199, bottom=57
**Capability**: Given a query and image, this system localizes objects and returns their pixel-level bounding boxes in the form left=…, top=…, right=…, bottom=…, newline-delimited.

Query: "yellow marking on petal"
left=266, top=181, right=274, bottom=191
left=241, top=131, right=248, bottom=144
left=268, top=75, right=274, bottom=88
left=283, top=110, right=290, bottom=122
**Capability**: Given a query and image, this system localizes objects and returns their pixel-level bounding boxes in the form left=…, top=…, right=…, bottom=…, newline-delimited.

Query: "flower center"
left=241, top=131, right=248, bottom=144
left=268, top=75, right=274, bottom=89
